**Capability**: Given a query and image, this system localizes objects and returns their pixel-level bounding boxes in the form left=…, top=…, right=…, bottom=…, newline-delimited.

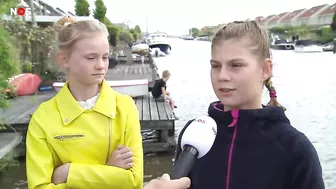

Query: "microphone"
left=171, top=115, right=217, bottom=179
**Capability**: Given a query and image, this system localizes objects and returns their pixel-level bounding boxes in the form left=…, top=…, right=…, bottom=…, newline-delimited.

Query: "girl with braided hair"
left=175, top=20, right=324, bottom=189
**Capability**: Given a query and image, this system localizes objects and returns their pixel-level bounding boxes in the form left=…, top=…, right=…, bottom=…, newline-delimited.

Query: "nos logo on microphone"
left=212, top=127, right=217, bottom=136
left=194, top=118, right=217, bottom=136
left=194, top=118, right=206, bottom=123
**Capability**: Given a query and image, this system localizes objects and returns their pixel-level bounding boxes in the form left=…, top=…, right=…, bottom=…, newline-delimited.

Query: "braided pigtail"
left=265, top=78, right=286, bottom=111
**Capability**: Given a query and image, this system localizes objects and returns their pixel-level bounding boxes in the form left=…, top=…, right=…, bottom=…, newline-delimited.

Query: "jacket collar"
left=55, top=80, right=116, bottom=126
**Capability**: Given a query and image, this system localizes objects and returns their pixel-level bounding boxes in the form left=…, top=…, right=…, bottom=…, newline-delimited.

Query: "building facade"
left=255, top=3, right=335, bottom=29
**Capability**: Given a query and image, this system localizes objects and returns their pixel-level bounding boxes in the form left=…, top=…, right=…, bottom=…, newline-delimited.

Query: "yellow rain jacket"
left=26, top=80, right=143, bottom=189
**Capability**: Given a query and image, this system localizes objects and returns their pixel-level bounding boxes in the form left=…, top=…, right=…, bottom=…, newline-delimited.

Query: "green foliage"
left=129, top=29, right=138, bottom=40
left=119, top=29, right=134, bottom=46
left=134, top=25, right=141, bottom=33
left=190, top=28, right=200, bottom=37
left=0, top=0, right=19, bottom=15
left=4, top=20, right=57, bottom=76
left=331, top=10, right=336, bottom=31
left=269, top=25, right=333, bottom=43
left=312, top=27, right=333, bottom=43
left=75, top=0, right=90, bottom=16
left=107, top=25, right=119, bottom=47
left=270, top=25, right=310, bottom=37
left=269, top=26, right=294, bottom=34
left=0, top=28, right=20, bottom=108
left=103, top=16, right=113, bottom=26
left=93, top=0, right=107, bottom=23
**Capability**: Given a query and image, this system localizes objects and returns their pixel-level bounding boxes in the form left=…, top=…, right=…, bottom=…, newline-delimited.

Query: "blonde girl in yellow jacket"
left=26, top=16, right=143, bottom=189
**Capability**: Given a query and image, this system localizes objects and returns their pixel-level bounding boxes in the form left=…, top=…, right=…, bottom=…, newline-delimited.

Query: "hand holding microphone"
left=144, top=174, right=191, bottom=189
left=171, top=115, right=217, bottom=179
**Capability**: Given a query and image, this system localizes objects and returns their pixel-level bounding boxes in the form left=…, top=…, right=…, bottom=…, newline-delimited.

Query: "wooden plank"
left=149, top=96, right=160, bottom=120
left=140, top=120, right=174, bottom=130
left=125, top=66, right=130, bottom=74
left=163, top=101, right=173, bottom=120
left=143, top=136, right=176, bottom=153
left=157, top=101, right=169, bottom=120
left=142, top=95, right=151, bottom=121
left=135, top=96, right=143, bottom=120
left=143, top=142, right=170, bottom=153
left=0, top=92, right=55, bottom=125
left=105, top=64, right=154, bottom=82
left=0, top=133, right=22, bottom=159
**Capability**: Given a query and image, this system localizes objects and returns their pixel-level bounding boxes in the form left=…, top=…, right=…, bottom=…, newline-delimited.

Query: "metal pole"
left=333, top=34, right=336, bottom=54
left=28, top=0, right=37, bottom=27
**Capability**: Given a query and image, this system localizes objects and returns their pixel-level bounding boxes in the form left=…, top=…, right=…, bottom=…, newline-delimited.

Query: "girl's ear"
left=261, top=58, right=272, bottom=82
left=56, top=51, right=69, bottom=70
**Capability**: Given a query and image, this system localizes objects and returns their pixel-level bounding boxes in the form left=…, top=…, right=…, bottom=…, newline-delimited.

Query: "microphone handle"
left=171, top=145, right=198, bottom=179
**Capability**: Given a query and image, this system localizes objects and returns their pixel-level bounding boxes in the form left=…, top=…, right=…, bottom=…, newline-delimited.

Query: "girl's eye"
left=211, top=64, right=220, bottom=68
left=231, top=64, right=243, bottom=67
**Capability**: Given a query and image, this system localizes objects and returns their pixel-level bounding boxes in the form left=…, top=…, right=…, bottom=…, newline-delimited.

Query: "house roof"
left=268, top=12, right=289, bottom=23
left=259, top=15, right=276, bottom=23
left=296, top=4, right=328, bottom=19
left=318, top=3, right=336, bottom=16
left=281, top=9, right=306, bottom=21
left=254, top=16, right=264, bottom=23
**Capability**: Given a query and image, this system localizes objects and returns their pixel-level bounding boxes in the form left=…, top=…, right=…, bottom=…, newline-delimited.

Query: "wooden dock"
left=106, top=52, right=159, bottom=89
left=0, top=52, right=174, bottom=157
left=105, top=64, right=158, bottom=88
left=134, top=95, right=176, bottom=153
left=0, top=91, right=176, bottom=154
left=0, top=133, right=22, bottom=160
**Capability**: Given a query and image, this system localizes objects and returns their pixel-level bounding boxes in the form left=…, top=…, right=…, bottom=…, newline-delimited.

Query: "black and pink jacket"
left=175, top=101, right=325, bottom=189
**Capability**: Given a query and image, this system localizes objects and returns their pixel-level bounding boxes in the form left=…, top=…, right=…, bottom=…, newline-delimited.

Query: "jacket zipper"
left=54, top=134, right=84, bottom=140
left=226, top=124, right=238, bottom=189
left=106, top=118, right=112, bottom=163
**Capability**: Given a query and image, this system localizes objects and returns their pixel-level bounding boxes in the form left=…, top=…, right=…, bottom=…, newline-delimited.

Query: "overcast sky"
left=42, top=0, right=336, bottom=35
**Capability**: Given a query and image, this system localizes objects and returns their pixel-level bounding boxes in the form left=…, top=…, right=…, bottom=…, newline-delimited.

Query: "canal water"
left=1, top=38, right=335, bottom=188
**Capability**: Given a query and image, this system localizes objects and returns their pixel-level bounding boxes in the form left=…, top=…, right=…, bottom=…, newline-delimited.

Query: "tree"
left=75, top=0, right=90, bottom=16
left=104, top=17, right=113, bottom=26
left=191, top=28, right=200, bottom=38
left=129, top=29, right=138, bottom=41
left=107, top=25, right=119, bottom=47
left=134, top=25, right=141, bottom=33
left=93, top=0, right=107, bottom=23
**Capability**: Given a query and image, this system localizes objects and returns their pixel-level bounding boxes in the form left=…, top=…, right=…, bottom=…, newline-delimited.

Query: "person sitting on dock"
left=174, top=21, right=324, bottom=189
left=25, top=16, right=143, bottom=189
left=151, top=70, right=178, bottom=119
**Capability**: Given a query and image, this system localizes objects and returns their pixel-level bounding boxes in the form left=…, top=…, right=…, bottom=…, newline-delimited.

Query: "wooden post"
left=333, top=34, right=336, bottom=54
left=126, top=47, right=133, bottom=64
left=28, top=0, right=37, bottom=27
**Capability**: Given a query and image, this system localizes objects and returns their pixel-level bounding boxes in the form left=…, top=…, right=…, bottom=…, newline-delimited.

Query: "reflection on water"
left=1, top=39, right=336, bottom=189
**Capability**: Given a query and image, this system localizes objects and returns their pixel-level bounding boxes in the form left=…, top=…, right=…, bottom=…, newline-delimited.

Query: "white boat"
left=270, top=34, right=294, bottom=50
left=294, top=40, right=324, bottom=53
left=131, top=43, right=150, bottom=55
left=294, top=45, right=324, bottom=53
left=322, top=44, right=334, bottom=52
left=53, top=79, right=149, bottom=97
left=146, top=32, right=171, bottom=54
left=150, top=47, right=166, bottom=57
